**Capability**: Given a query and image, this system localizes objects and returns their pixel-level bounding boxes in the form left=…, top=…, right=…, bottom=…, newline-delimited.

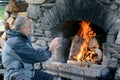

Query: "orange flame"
left=73, top=20, right=96, bottom=61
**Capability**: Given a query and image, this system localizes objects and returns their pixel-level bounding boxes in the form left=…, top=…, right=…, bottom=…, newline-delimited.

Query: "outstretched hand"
left=49, top=38, right=59, bottom=53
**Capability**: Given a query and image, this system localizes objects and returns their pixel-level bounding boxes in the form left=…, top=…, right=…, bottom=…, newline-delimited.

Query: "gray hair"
left=14, top=16, right=28, bottom=30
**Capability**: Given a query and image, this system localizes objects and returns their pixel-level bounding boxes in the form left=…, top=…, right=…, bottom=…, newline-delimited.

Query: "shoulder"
left=6, top=36, right=25, bottom=47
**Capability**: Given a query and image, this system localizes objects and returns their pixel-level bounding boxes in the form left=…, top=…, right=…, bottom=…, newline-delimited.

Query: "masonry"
left=25, top=0, right=120, bottom=80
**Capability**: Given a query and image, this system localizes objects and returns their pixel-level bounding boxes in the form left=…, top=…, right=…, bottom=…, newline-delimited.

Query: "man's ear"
left=19, top=26, right=24, bottom=32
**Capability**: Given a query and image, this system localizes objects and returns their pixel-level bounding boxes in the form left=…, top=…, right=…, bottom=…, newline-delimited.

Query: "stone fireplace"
left=26, top=0, right=120, bottom=80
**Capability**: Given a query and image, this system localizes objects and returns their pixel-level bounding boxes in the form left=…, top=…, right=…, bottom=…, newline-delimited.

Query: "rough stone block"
left=115, top=68, right=120, bottom=80
left=58, top=63, right=71, bottom=79
left=67, top=60, right=88, bottom=68
left=90, top=64, right=110, bottom=77
left=70, top=65, right=84, bottom=80
left=26, top=0, right=45, bottom=4
left=83, top=68, right=100, bottom=77
left=115, top=31, right=120, bottom=45
left=115, top=0, right=120, bottom=4
left=45, top=62, right=61, bottom=75
left=44, top=62, right=102, bottom=80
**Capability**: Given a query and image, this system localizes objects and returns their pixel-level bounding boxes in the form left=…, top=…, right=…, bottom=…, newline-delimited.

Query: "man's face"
left=20, top=19, right=31, bottom=36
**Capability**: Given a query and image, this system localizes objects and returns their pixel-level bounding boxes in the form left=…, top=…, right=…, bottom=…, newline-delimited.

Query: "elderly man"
left=2, top=16, right=58, bottom=80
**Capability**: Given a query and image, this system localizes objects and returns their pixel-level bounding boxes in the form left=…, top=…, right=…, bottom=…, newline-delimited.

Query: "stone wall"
left=26, top=0, right=120, bottom=45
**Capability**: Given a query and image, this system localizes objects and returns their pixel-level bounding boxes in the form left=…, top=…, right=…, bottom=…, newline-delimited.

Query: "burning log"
left=91, top=48, right=103, bottom=64
left=88, top=37, right=103, bottom=64
left=69, top=35, right=84, bottom=59
left=88, top=37, right=99, bottom=48
left=82, top=53, right=93, bottom=66
left=69, top=35, right=103, bottom=65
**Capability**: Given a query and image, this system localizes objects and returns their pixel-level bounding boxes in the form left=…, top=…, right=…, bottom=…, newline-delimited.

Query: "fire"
left=73, top=20, right=96, bottom=61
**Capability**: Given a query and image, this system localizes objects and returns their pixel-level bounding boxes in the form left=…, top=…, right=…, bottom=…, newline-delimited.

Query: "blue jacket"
left=6, top=29, right=52, bottom=63
left=2, top=30, right=52, bottom=80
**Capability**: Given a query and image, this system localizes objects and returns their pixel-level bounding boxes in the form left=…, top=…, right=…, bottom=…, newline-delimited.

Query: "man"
left=2, top=16, right=58, bottom=80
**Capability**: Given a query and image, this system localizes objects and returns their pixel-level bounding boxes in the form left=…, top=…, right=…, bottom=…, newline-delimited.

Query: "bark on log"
left=88, top=37, right=99, bottom=48
left=69, top=35, right=83, bottom=59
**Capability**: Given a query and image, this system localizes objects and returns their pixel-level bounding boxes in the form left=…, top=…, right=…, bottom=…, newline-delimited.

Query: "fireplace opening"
left=51, top=20, right=107, bottom=66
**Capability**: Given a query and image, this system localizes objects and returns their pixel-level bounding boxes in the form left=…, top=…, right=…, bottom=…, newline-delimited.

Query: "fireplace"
left=26, top=0, right=120, bottom=80
left=42, top=20, right=110, bottom=80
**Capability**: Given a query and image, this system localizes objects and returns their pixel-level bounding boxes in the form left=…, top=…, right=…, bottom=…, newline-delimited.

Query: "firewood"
left=94, top=48, right=103, bottom=60
left=88, top=37, right=99, bottom=48
left=0, top=38, right=6, bottom=48
left=6, top=0, right=20, bottom=13
left=88, top=37, right=102, bottom=64
left=69, top=35, right=83, bottom=59
left=82, top=53, right=93, bottom=67
left=0, top=21, right=10, bottom=32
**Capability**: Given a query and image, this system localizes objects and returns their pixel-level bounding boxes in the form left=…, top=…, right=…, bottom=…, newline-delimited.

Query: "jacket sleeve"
left=10, top=39, right=52, bottom=63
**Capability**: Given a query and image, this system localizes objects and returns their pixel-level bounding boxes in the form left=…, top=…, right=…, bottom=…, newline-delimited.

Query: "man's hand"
left=49, top=37, right=59, bottom=53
